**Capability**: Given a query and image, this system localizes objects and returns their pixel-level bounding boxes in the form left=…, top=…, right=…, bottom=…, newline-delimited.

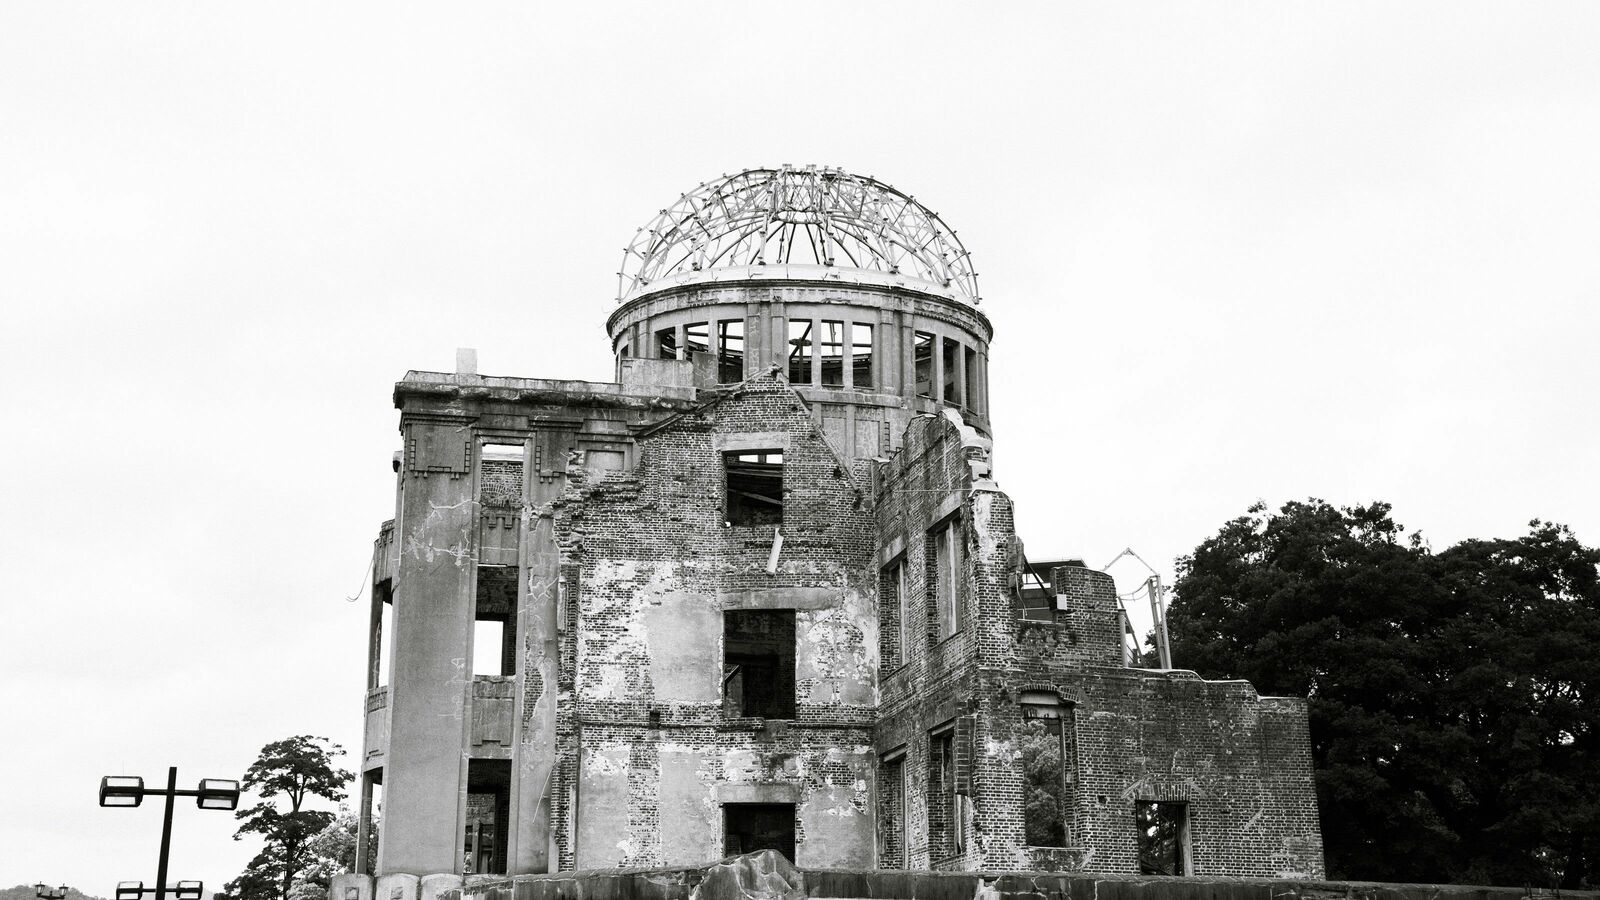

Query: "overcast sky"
left=3, top=1, right=1597, bottom=892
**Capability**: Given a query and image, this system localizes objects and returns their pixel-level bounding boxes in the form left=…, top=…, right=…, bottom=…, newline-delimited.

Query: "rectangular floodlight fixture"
left=196, top=779, right=240, bottom=810
left=173, top=883, right=203, bottom=900
left=100, top=776, right=144, bottom=807
left=115, top=883, right=143, bottom=900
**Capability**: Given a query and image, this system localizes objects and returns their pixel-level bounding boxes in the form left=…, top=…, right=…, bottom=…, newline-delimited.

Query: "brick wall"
left=870, top=410, right=1324, bottom=877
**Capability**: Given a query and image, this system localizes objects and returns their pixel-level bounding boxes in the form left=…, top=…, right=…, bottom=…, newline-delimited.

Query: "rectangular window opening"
left=929, top=729, right=965, bottom=859
left=930, top=518, right=965, bottom=640
left=878, top=754, right=907, bottom=868
left=1019, top=562, right=1055, bottom=622
left=1136, top=800, right=1189, bottom=875
left=684, top=322, right=709, bottom=357
left=473, top=567, right=517, bottom=677
left=941, top=337, right=961, bottom=405
left=465, top=760, right=511, bottom=875
left=656, top=326, right=678, bottom=360
left=852, top=322, right=874, bottom=389
left=963, top=344, right=978, bottom=411
left=914, top=331, right=935, bottom=399
left=478, top=442, right=525, bottom=507
left=357, top=771, right=383, bottom=875
left=371, top=580, right=393, bottom=689
left=718, top=319, right=745, bottom=383
left=788, top=320, right=813, bottom=384
left=819, top=320, right=845, bottom=386
left=879, top=560, right=905, bottom=672
left=723, top=609, right=796, bottom=719
left=1020, top=695, right=1074, bottom=848
left=725, top=450, right=783, bottom=526
left=723, top=803, right=795, bottom=860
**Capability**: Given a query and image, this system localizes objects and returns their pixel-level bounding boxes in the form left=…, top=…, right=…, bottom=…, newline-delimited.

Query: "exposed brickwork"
left=362, top=308, right=1322, bottom=880
left=871, top=411, right=1324, bottom=878
left=478, top=459, right=524, bottom=506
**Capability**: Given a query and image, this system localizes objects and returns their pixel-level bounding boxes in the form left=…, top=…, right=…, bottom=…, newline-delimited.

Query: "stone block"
left=374, top=873, right=418, bottom=900
left=330, top=873, right=372, bottom=900
left=419, top=873, right=462, bottom=900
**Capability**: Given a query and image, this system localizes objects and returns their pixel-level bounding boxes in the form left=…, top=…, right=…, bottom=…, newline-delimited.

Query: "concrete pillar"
left=510, top=427, right=566, bottom=873
left=379, top=418, right=475, bottom=875
left=841, top=321, right=856, bottom=390
left=900, top=322, right=915, bottom=402
left=745, top=304, right=762, bottom=378
left=807, top=317, right=821, bottom=385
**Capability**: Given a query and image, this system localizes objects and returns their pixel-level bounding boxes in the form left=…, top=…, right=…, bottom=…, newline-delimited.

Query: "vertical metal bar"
left=1149, top=576, right=1173, bottom=669
left=155, top=766, right=176, bottom=900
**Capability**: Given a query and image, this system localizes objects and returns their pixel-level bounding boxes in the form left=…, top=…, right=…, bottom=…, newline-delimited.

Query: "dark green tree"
left=1167, top=500, right=1600, bottom=887
left=220, top=736, right=354, bottom=900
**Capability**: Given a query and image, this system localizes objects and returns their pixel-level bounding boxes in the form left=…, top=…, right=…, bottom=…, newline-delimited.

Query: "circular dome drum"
left=608, top=166, right=994, bottom=457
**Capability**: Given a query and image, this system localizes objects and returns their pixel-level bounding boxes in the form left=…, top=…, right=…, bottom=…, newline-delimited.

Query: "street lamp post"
left=100, top=766, right=241, bottom=900
left=35, top=883, right=69, bottom=900
left=116, top=883, right=203, bottom=900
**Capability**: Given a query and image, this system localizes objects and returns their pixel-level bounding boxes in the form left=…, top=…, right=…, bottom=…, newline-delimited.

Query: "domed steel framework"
left=618, top=165, right=980, bottom=305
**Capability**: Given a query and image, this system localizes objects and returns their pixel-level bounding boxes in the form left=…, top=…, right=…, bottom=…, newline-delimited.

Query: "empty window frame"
left=717, top=319, right=745, bottom=383
left=963, top=344, right=979, bottom=412
left=473, top=566, right=518, bottom=677
left=941, top=337, right=961, bottom=405
left=788, top=319, right=814, bottom=384
left=723, top=802, right=796, bottom=859
left=656, top=326, right=678, bottom=360
left=722, top=609, right=796, bottom=719
left=928, top=727, right=965, bottom=859
left=619, top=343, right=630, bottom=358
left=1019, top=692, right=1076, bottom=848
left=724, top=450, right=783, bottom=526
left=464, top=760, right=511, bottom=874
left=1136, top=801, right=1189, bottom=875
left=370, top=580, right=393, bottom=689
left=930, top=517, right=965, bottom=640
left=479, top=443, right=525, bottom=507
left=878, top=752, right=908, bottom=868
left=684, top=322, right=709, bottom=357
left=913, top=331, right=935, bottom=398
left=1018, top=561, right=1055, bottom=622
left=879, top=559, right=907, bottom=672
left=818, top=320, right=845, bottom=386
left=852, top=322, right=874, bottom=389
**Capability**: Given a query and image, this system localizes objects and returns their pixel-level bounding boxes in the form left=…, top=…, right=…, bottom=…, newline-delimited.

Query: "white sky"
left=3, top=1, right=1597, bottom=892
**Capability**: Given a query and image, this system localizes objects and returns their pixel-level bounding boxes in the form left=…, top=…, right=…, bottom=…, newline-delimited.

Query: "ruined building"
left=350, top=166, right=1324, bottom=885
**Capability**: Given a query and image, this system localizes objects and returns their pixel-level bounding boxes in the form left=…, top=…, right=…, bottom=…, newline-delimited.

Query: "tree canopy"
left=220, top=736, right=354, bottom=900
left=1167, top=500, right=1600, bottom=887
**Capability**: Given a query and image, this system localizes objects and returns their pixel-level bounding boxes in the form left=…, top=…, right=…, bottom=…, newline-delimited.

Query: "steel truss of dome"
left=618, top=165, right=980, bottom=305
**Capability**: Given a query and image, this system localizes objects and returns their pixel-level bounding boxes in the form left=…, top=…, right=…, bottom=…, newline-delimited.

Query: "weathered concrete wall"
left=381, top=413, right=478, bottom=875
left=553, top=373, right=879, bottom=870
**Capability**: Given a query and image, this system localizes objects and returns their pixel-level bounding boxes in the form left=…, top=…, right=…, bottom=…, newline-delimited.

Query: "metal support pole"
left=1148, top=576, right=1173, bottom=669
left=155, top=767, right=176, bottom=900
